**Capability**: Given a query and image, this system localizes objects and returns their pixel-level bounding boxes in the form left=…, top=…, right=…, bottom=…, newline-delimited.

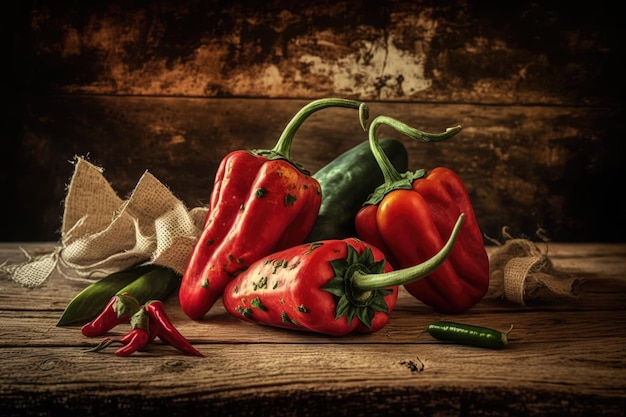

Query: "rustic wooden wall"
left=5, top=0, right=625, bottom=243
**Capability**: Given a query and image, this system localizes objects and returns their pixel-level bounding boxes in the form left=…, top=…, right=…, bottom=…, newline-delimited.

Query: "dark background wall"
left=4, top=0, right=625, bottom=243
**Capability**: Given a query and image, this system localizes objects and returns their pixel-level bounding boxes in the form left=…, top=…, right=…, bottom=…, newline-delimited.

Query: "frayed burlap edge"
left=1, top=156, right=208, bottom=288
left=485, top=227, right=583, bottom=305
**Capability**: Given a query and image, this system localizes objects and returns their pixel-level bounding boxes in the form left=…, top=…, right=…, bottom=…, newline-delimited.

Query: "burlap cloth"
left=485, top=228, right=583, bottom=305
left=1, top=158, right=584, bottom=307
left=1, top=157, right=208, bottom=287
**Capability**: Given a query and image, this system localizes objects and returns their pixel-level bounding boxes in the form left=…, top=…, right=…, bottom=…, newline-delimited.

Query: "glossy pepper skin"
left=223, top=214, right=464, bottom=336
left=145, top=300, right=204, bottom=357
left=180, top=99, right=369, bottom=320
left=355, top=116, right=489, bottom=314
left=86, top=301, right=203, bottom=357
left=81, top=293, right=139, bottom=337
left=86, top=305, right=158, bottom=357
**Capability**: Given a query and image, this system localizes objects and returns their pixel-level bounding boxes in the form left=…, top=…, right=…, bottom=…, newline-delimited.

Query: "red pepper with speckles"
left=180, top=99, right=369, bottom=319
left=222, top=215, right=464, bottom=336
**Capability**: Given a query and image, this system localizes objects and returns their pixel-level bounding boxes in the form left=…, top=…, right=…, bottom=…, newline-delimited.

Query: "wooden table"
left=1, top=242, right=625, bottom=416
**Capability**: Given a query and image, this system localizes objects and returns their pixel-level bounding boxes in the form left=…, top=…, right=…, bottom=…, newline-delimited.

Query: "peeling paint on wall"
left=300, top=35, right=432, bottom=99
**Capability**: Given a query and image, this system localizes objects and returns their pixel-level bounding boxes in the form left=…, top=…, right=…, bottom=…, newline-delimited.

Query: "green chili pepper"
left=57, top=264, right=157, bottom=326
left=423, top=321, right=513, bottom=349
left=58, top=265, right=181, bottom=327
left=115, top=266, right=180, bottom=307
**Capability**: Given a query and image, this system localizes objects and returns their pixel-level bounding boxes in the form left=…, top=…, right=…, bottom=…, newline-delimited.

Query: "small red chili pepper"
left=222, top=215, right=463, bottom=336
left=113, top=327, right=151, bottom=357
left=81, top=292, right=140, bottom=337
left=354, top=116, right=490, bottom=313
left=85, top=307, right=158, bottom=356
left=145, top=300, right=204, bottom=357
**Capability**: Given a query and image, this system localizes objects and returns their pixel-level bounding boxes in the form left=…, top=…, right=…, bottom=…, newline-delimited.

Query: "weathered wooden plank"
left=2, top=243, right=625, bottom=310
left=1, top=303, right=624, bottom=348
left=7, top=1, right=624, bottom=244
left=1, top=244, right=625, bottom=346
left=14, top=1, right=623, bottom=106
left=1, top=243, right=625, bottom=416
left=1, top=339, right=624, bottom=417
left=10, top=96, right=625, bottom=242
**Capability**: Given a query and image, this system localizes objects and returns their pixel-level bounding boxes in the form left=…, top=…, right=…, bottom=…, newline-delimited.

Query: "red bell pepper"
left=354, top=116, right=489, bottom=313
left=180, top=98, right=369, bottom=319
left=222, top=214, right=464, bottom=336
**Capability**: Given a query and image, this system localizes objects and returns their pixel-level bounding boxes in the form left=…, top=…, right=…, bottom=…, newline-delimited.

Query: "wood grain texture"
left=12, top=97, right=626, bottom=242
left=4, top=0, right=625, bottom=243
left=14, top=1, right=623, bottom=105
left=0, top=243, right=625, bottom=417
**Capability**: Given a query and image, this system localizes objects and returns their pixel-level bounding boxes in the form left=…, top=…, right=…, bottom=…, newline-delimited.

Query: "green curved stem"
left=369, top=115, right=461, bottom=183
left=364, top=116, right=461, bottom=204
left=271, top=98, right=370, bottom=160
left=351, top=213, right=464, bottom=291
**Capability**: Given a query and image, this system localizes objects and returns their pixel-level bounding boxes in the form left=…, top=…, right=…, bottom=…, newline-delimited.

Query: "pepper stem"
left=351, top=213, right=465, bottom=292
left=253, top=99, right=369, bottom=170
left=365, top=116, right=462, bottom=205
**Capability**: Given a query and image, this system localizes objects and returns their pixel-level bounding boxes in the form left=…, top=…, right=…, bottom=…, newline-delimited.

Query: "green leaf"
left=346, top=245, right=360, bottom=264
left=368, top=259, right=386, bottom=274
left=369, top=293, right=391, bottom=314
left=56, top=264, right=156, bottom=327
left=335, top=295, right=351, bottom=320
left=356, top=307, right=374, bottom=329
left=358, top=246, right=375, bottom=265
left=114, top=293, right=141, bottom=318
left=345, top=306, right=356, bottom=326
left=321, top=243, right=393, bottom=330
left=322, top=277, right=345, bottom=297
left=129, top=307, right=150, bottom=330
left=329, top=258, right=348, bottom=277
